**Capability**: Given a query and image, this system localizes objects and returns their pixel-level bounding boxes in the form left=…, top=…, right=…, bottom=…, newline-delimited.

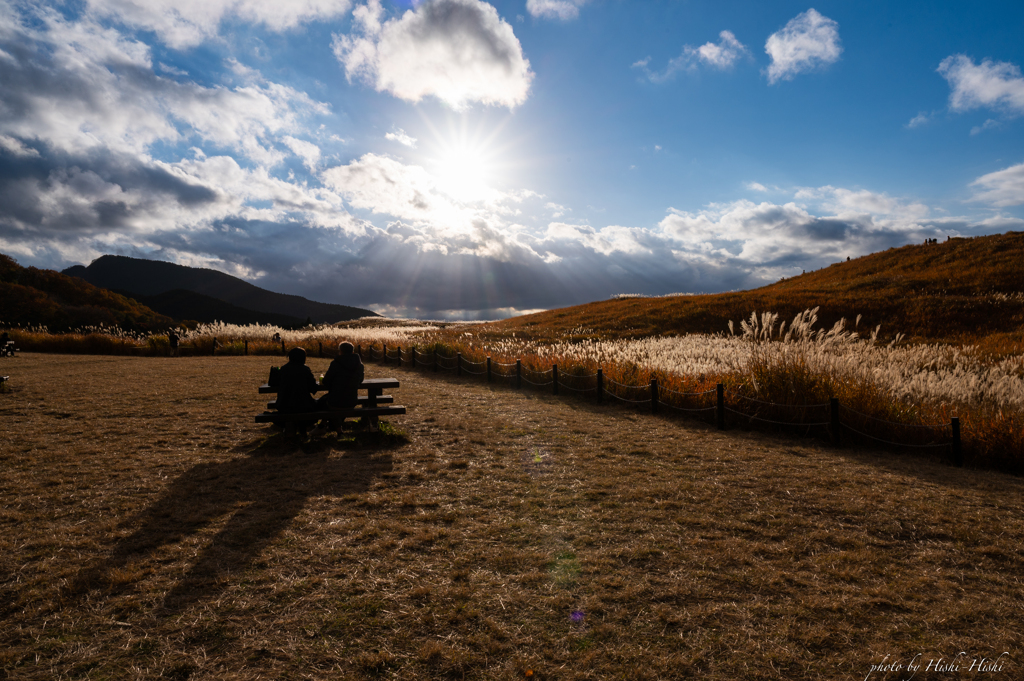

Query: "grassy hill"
left=126, top=289, right=312, bottom=328
left=64, top=255, right=377, bottom=324
left=0, top=253, right=173, bottom=332
left=486, top=232, right=1024, bottom=346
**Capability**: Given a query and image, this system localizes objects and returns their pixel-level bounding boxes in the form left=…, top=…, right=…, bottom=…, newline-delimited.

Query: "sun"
left=434, top=141, right=499, bottom=203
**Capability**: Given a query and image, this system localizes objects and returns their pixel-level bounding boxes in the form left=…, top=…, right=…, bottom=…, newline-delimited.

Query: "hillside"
left=485, top=232, right=1024, bottom=344
left=0, top=254, right=173, bottom=332
left=127, top=289, right=310, bottom=328
left=64, top=255, right=377, bottom=324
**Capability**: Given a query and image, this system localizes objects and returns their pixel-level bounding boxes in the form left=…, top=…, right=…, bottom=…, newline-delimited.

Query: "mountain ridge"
left=63, top=255, right=377, bottom=324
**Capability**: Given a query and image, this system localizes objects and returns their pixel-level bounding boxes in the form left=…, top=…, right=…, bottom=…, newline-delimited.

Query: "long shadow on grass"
left=66, top=429, right=403, bottom=615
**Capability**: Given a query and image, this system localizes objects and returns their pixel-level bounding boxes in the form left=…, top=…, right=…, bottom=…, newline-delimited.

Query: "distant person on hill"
left=311, top=342, right=364, bottom=434
left=273, top=347, right=318, bottom=420
left=167, top=329, right=179, bottom=356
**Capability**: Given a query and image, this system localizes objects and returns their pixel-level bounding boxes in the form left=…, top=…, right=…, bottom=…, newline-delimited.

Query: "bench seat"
left=259, top=377, right=399, bottom=395
left=266, top=394, right=393, bottom=410
left=255, top=405, right=406, bottom=424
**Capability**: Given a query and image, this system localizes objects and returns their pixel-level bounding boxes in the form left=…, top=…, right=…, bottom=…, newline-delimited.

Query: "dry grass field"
left=1, top=353, right=1022, bottom=680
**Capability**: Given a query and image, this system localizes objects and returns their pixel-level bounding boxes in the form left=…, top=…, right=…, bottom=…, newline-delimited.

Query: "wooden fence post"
left=382, top=343, right=387, bottom=365
left=716, top=383, right=725, bottom=430
left=553, top=364, right=558, bottom=395
left=516, top=359, right=521, bottom=389
left=457, top=353, right=462, bottom=377
left=281, top=339, right=285, bottom=355
left=412, top=346, right=417, bottom=368
left=212, top=337, right=217, bottom=356
left=650, top=378, right=658, bottom=413
left=952, top=417, right=962, bottom=466
left=244, top=339, right=248, bottom=356
left=356, top=344, right=362, bottom=358
left=597, top=368, right=603, bottom=404
left=830, top=398, right=841, bottom=446
left=318, top=341, right=323, bottom=358
left=487, top=357, right=492, bottom=383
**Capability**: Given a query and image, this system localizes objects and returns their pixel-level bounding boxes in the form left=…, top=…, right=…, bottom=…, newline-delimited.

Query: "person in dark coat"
left=319, top=342, right=364, bottom=408
left=311, top=342, right=364, bottom=434
left=274, top=347, right=318, bottom=415
left=167, top=329, right=179, bottom=356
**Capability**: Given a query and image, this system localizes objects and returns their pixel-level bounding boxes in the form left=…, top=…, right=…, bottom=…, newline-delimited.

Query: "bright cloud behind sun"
left=1, top=0, right=1023, bottom=319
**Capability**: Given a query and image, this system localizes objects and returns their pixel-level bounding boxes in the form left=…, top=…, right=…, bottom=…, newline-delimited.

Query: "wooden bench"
left=265, top=394, right=394, bottom=410
left=257, top=377, right=405, bottom=432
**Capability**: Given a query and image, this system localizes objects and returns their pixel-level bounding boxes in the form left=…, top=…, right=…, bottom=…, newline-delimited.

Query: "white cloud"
left=85, top=0, right=354, bottom=49
left=746, top=182, right=767, bottom=192
left=971, top=119, right=1001, bottom=135
left=333, top=0, right=533, bottom=110
left=545, top=201, right=567, bottom=218
left=0, top=10, right=329, bottom=164
left=793, top=185, right=930, bottom=218
left=906, top=112, right=930, bottom=129
left=694, top=30, right=748, bottom=69
left=526, top=0, right=588, bottom=21
left=634, top=30, right=748, bottom=82
left=938, top=55, right=1024, bottom=114
left=282, top=135, right=321, bottom=169
left=765, top=9, right=841, bottom=84
left=321, top=152, right=517, bottom=239
left=971, top=162, right=1024, bottom=207
left=385, top=128, right=417, bottom=147
left=657, top=186, right=945, bottom=280
left=0, top=134, right=39, bottom=157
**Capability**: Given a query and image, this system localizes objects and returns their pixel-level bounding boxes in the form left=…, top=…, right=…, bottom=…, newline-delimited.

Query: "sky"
left=1, top=0, right=1023, bottom=320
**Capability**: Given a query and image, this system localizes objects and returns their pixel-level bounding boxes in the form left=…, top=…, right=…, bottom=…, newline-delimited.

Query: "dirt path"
left=1, top=353, right=1022, bottom=679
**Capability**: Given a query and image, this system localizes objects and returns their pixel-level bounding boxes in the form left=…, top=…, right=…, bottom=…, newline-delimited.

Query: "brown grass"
left=1, top=353, right=1022, bottom=679
left=485, top=232, right=1024, bottom=344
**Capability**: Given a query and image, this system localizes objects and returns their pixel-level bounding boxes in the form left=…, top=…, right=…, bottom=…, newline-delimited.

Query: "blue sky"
left=1, top=0, right=1023, bottom=319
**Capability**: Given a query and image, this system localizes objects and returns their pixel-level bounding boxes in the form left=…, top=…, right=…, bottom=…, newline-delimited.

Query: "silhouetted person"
left=312, top=342, right=364, bottom=434
left=167, top=329, right=179, bottom=356
left=273, top=347, right=318, bottom=415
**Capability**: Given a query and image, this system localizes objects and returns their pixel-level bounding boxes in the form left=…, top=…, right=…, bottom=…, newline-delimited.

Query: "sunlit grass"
left=4, top=307, right=1024, bottom=471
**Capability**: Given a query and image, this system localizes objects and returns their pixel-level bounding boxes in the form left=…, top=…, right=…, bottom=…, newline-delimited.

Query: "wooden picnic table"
left=256, top=377, right=404, bottom=432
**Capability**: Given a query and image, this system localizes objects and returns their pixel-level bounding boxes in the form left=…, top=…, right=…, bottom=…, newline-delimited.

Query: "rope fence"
left=352, top=342, right=965, bottom=466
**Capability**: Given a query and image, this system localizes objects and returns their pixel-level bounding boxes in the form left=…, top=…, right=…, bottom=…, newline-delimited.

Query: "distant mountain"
left=126, top=289, right=314, bottom=328
left=489, top=231, right=1024, bottom=343
left=64, top=255, right=377, bottom=324
left=0, top=253, right=173, bottom=331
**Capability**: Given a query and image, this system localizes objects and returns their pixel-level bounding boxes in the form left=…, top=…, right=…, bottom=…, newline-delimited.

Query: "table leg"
left=367, top=388, right=379, bottom=431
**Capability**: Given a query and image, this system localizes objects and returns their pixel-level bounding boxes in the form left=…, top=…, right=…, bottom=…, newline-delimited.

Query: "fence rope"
left=606, top=378, right=648, bottom=392
left=559, top=383, right=595, bottom=393
left=658, top=401, right=717, bottom=413
left=660, top=386, right=717, bottom=398
left=838, top=403, right=950, bottom=429
left=461, top=367, right=487, bottom=376
left=841, top=422, right=951, bottom=449
left=521, top=376, right=554, bottom=387
left=605, top=391, right=652, bottom=404
left=491, top=360, right=518, bottom=367
left=726, top=390, right=829, bottom=409
left=724, top=406, right=830, bottom=427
